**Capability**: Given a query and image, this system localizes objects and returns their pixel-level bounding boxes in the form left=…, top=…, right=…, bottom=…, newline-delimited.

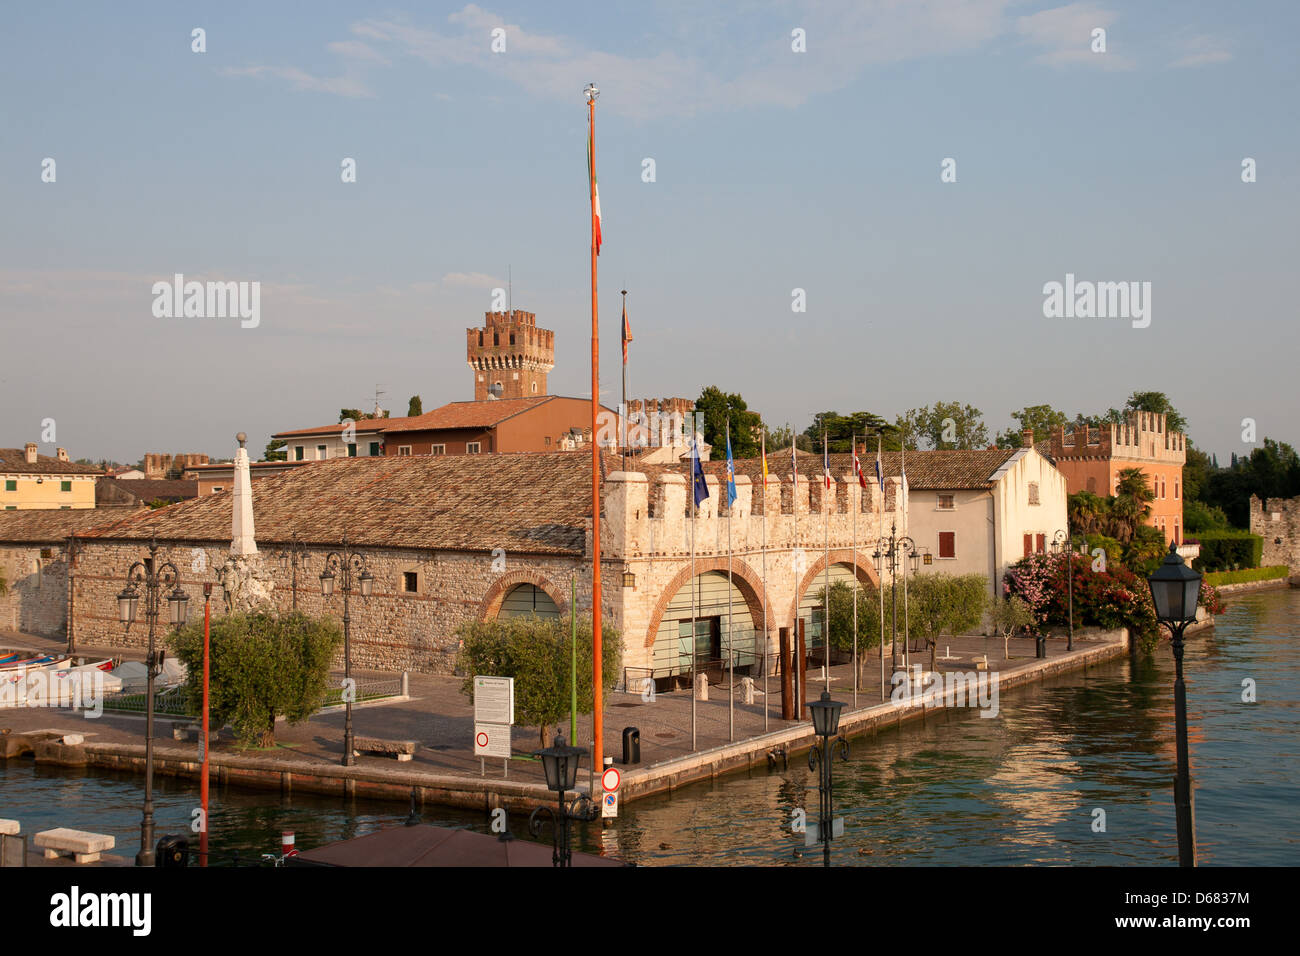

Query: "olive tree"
left=988, top=595, right=1034, bottom=661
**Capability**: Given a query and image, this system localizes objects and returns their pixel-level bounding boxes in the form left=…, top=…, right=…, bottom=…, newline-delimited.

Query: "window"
left=317, top=445, right=327, bottom=460
left=531, top=382, right=538, bottom=393
left=403, top=571, right=418, bottom=593
left=1028, top=482, right=1040, bottom=505
left=369, top=442, right=380, bottom=456
left=1175, top=478, right=1180, bottom=499
left=937, top=494, right=955, bottom=510
left=295, top=446, right=305, bottom=461
left=212, top=486, right=224, bottom=493
left=60, top=505, right=70, bottom=510
left=1086, top=476, right=1097, bottom=494
left=347, top=444, right=357, bottom=457
left=466, top=442, right=482, bottom=454
left=398, top=446, right=412, bottom=456
left=430, top=444, right=446, bottom=455
left=1024, top=534, right=1033, bottom=558
left=544, top=436, right=551, bottom=446
left=1036, top=533, right=1046, bottom=554
left=938, top=531, right=956, bottom=559
left=61, top=480, right=72, bottom=492
left=4, top=506, right=15, bottom=511
left=4, top=480, right=15, bottom=491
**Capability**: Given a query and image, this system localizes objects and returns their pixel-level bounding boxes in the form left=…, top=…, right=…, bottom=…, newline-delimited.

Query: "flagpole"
left=621, top=289, right=628, bottom=473
left=690, top=438, right=697, bottom=753
left=902, top=440, right=909, bottom=674
left=878, top=433, right=885, bottom=702
left=727, top=422, right=735, bottom=742
left=761, top=432, right=769, bottom=731
left=586, top=85, right=604, bottom=777
left=792, top=444, right=800, bottom=718
left=852, top=433, right=859, bottom=708
left=823, top=430, right=830, bottom=693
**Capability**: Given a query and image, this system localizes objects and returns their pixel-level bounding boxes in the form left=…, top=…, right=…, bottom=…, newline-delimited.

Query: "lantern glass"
left=168, top=587, right=189, bottom=627
left=809, top=691, right=844, bottom=737
left=359, top=570, right=374, bottom=598
left=1147, top=544, right=1202, bottom=626
left=923, top=553, right=933, bottom=566
left=319, top=569, right=335, bottom=597
left=117, top=587, right=139, bottom=624
left=535, top=734, right=584, bottom=792
left=622, top=568, right=635, bottom=588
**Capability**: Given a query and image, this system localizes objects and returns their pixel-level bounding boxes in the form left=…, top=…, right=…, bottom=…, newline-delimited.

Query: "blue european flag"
left=691, top=439, right=709, bottom=508
left=725, top=428, right=737, bottom=507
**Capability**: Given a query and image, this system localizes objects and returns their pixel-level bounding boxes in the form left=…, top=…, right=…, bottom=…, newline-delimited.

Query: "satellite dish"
left=488, top=383, right=503, bottom=399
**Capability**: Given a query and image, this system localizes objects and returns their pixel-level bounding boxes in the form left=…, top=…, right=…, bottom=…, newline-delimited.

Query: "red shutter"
left=939, top=532, right=956, bottom=559
left=1036, top=534, right=1046, bottom=554
left=1024, top=534, right=1033, bottom=558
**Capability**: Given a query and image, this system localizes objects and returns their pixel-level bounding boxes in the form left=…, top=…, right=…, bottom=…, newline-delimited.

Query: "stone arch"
left=787, top=549, right=880, bottom=625
left=477, top=569, right=569, bottom=622
left=644, top=557, right=770, bottom=650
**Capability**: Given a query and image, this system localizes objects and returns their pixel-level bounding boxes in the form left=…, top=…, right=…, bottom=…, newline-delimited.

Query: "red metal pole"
left=201, top=583, right=211, bottom=867
left=589, top=94, right=603, bottom=775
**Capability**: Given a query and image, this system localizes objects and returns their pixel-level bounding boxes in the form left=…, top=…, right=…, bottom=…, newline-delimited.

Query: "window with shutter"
left=939, top=532, right=956, bottom=559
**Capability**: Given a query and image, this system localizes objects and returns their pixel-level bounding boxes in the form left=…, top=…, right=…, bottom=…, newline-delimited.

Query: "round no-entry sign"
left=476, top=731, right=489, bottom=748
left=602, top=767, right=621, bottom=792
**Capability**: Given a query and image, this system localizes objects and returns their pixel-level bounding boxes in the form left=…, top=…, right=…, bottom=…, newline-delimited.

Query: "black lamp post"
left=807, top=691, right=849, bottom=867
left=872, top=521, right=916, bottom=677
left=529, top=732, right=586, bottom=867
left=277, top=532, right=309, bottom=611
left=117, top=539, right=189, bottom=867
left=1147, top=542, right=1203, bottom=868
left=319, top=537, right=373, bottom=766
left=1051, top=530, right=1080, bottom=652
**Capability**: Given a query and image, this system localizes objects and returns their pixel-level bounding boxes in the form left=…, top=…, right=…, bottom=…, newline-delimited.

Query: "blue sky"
left=2, top=1, right=1296, bottom=463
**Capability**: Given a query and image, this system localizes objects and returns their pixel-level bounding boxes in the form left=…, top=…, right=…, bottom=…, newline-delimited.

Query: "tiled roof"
left=76, top=452, right=597, bottom=556
left=96, top=478, right=199, bottom=506
left=272, top=419, right=397, bottom=439
left=379, top=397, right=555, bottom=433
left=0, top=507, right=138, bottom=544
left=0, top=449, right=102, bottom=476
left=644, top=448, right=1021, bottom=490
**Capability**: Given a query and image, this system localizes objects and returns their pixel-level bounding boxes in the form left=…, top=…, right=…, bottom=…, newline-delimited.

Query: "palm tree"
left=1110, top=468, right=1155, bottom=543
left=1067, top=490, right=1108, bottom=535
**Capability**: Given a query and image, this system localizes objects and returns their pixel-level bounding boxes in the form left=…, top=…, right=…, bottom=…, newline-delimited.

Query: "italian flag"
left=588, top=124, right=602, bottom=255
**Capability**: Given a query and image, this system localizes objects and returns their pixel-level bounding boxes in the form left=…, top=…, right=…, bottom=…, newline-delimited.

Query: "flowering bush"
left=1199, top=580, right=1225, bottom=615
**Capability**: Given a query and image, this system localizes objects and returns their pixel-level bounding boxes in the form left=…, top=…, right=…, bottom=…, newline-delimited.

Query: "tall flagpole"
left=621, top=289, right=628, bottom=473
left=823, top=430, right=830, bottom=693
left=690, top=441, right=697, bottom=752
left=852, top=433, right=859, bottom=708
left=878, top=433, right=885, bottom=702
left=761, top=431, right=769, bottom=731
left=727, top=419, right=734, bottom=743
left=585, top=84, right=604, bottom=775
left=791, top=444, right=800, bottom=717
left=902, top=439, right=910, bottom=674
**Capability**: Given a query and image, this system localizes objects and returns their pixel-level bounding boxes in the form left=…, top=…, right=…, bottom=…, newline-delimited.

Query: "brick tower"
left=466, top=310, right=555, bottom=401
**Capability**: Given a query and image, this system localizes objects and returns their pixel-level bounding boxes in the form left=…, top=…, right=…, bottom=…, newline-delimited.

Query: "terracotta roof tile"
left=0, top=449, right=102, bottom=476
left=379, top=397, right=555, bottom=433
left=0, top=507, right=139, bottom=544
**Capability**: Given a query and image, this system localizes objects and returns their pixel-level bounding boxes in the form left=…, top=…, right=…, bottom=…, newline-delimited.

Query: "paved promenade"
left=1, top=627, right=1134, bottom=811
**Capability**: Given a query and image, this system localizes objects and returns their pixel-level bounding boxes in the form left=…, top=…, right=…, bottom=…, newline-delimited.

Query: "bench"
left=354, top=737, right=416, bottom=761
left=0, top=819, right=19, bottom=836
left=34, top=828, right=115, bottom=864
left=974, top=655, right=989, bottom=672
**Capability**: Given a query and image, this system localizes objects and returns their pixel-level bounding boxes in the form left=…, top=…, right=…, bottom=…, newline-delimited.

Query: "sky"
left=2, top=1, right=1297, bottom=464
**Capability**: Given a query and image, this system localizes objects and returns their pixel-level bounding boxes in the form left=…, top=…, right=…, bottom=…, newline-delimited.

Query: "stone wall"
left=0, top=544, right=71, bottom=640
left=1251, top=494, right=1300, bottom=573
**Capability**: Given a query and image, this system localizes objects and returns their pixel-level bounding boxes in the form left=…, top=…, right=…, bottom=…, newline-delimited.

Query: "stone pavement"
left=1, top=626, right=1108, bottom=792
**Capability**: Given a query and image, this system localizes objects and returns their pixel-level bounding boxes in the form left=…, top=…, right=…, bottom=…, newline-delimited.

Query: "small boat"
left=0, top=655, right=54, bottom=670
left=0, top=653, right=24, bottom=665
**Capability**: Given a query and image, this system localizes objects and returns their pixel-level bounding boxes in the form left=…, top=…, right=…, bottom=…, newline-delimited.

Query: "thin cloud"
left=222, top=65, right=374, bottom=98
left=1168, top=34, right=1231, bottom=68
left=1016, top=3, right=1133, bottom=70
left=441, top=271, right=500, bottom=288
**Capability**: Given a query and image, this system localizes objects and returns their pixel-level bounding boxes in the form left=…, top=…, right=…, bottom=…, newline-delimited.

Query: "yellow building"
left=1, top=444, right=100, bottom=510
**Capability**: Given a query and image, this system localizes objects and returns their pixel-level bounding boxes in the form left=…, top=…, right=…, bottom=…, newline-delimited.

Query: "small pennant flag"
left=587, top=121, right=602, bottom=255
left=853, top=438, right=867, bottom=489
left=823, top=432, right=831, bottom=489
left=621, top=298, right=632, bottom=364
left=761, top=432, right=769, bottom=489
left=875, top=434, right=883, bottom=488
left=791, top=443, right=798, bottom=495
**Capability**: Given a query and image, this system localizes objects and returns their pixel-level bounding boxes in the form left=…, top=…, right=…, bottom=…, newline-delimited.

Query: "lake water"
left=2, top=589, right=1296, bottom=866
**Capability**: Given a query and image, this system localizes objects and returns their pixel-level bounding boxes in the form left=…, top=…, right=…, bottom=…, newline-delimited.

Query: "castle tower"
left=466, top=310, right=555, bottom=401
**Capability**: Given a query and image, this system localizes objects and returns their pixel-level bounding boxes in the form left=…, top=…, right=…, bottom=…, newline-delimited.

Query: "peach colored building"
left=1037, top=412, right=1187, bottom=546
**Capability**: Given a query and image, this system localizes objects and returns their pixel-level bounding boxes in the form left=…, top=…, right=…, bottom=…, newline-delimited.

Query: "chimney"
left=24, top=442, right=37, bottom=464
left=1022, top=429, right=1034, bottom=449
left=56, top=447, right=69, bottom=462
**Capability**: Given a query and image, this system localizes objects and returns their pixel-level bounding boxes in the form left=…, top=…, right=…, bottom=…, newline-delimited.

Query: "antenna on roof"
left=508, top=265, right=512, bottom=314
left=373, top=384, right=387, bottom=418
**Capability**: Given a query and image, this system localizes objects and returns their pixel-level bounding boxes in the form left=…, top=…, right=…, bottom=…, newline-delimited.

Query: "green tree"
left=169, top=610, right=343, bottom=748
left=407, top=395, right=423, bottom=417
left=818, top=581, right=881, bottom=685
left=264, top=438, right=287, bottom=462
left=803, top=412, right=899, bottom=453
left=456, top=615, right=621, bottom=745
left=1109, top=467, right=1155, bottom=543
left=1068, top=490, right=1109, bottom=536
left=1122, top=524, right=1167, bottom=577
left=996, top=404, right=1069, bottom=448
left=1182, top=443, right=1212, bottom=502
left=695, top=386, right=762, bottom=458
left=1122, top=391, right=1188, bottom=435
left=987, top=595, right=1033, bottom=661
left=896, top=402, right=989, bottom=450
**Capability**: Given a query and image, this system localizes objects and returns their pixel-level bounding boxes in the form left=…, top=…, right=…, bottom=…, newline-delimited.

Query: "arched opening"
left=797, top=562, right=862, bottom=657
left=497, top=583, right=560, bottom=620
left=651, top=571, right=759, bottom=689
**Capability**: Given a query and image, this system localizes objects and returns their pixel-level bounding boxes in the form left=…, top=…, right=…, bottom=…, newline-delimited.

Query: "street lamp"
left=529, top=732, right=586, bottom=867
left=872, top=521, right=916, bottom=680
left=807, top=691, right=849, bottom=867
left=118, top=539, right=189, bottom=867
left=319, top=537, right=372, bottom=766
left=1147, top=542, right=1203, bottom=868
left=1051, top=529, right=1081, bottom=652
left=277, top=532, right=309, bottom=611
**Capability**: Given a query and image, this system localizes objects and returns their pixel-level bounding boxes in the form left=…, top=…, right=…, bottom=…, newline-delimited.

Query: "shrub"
left=456, top=615, right=621, bottom=745
left=1184, top=499, right=1230, bottom=534
left=169, top=610, right=342, bottom=748
left=1192, top=530, right=1263, bottom=572
left=1203, top=566, right=1288, bottom=588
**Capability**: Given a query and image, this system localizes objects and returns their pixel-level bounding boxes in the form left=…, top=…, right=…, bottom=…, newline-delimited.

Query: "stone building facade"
left=1251, top=495, right=1300, bottom=573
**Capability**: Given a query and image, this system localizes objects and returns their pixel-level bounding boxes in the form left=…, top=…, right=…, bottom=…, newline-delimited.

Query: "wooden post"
left=797, top=618, right=808, bottom=719
left=779, top=626, right=793, bottom=720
